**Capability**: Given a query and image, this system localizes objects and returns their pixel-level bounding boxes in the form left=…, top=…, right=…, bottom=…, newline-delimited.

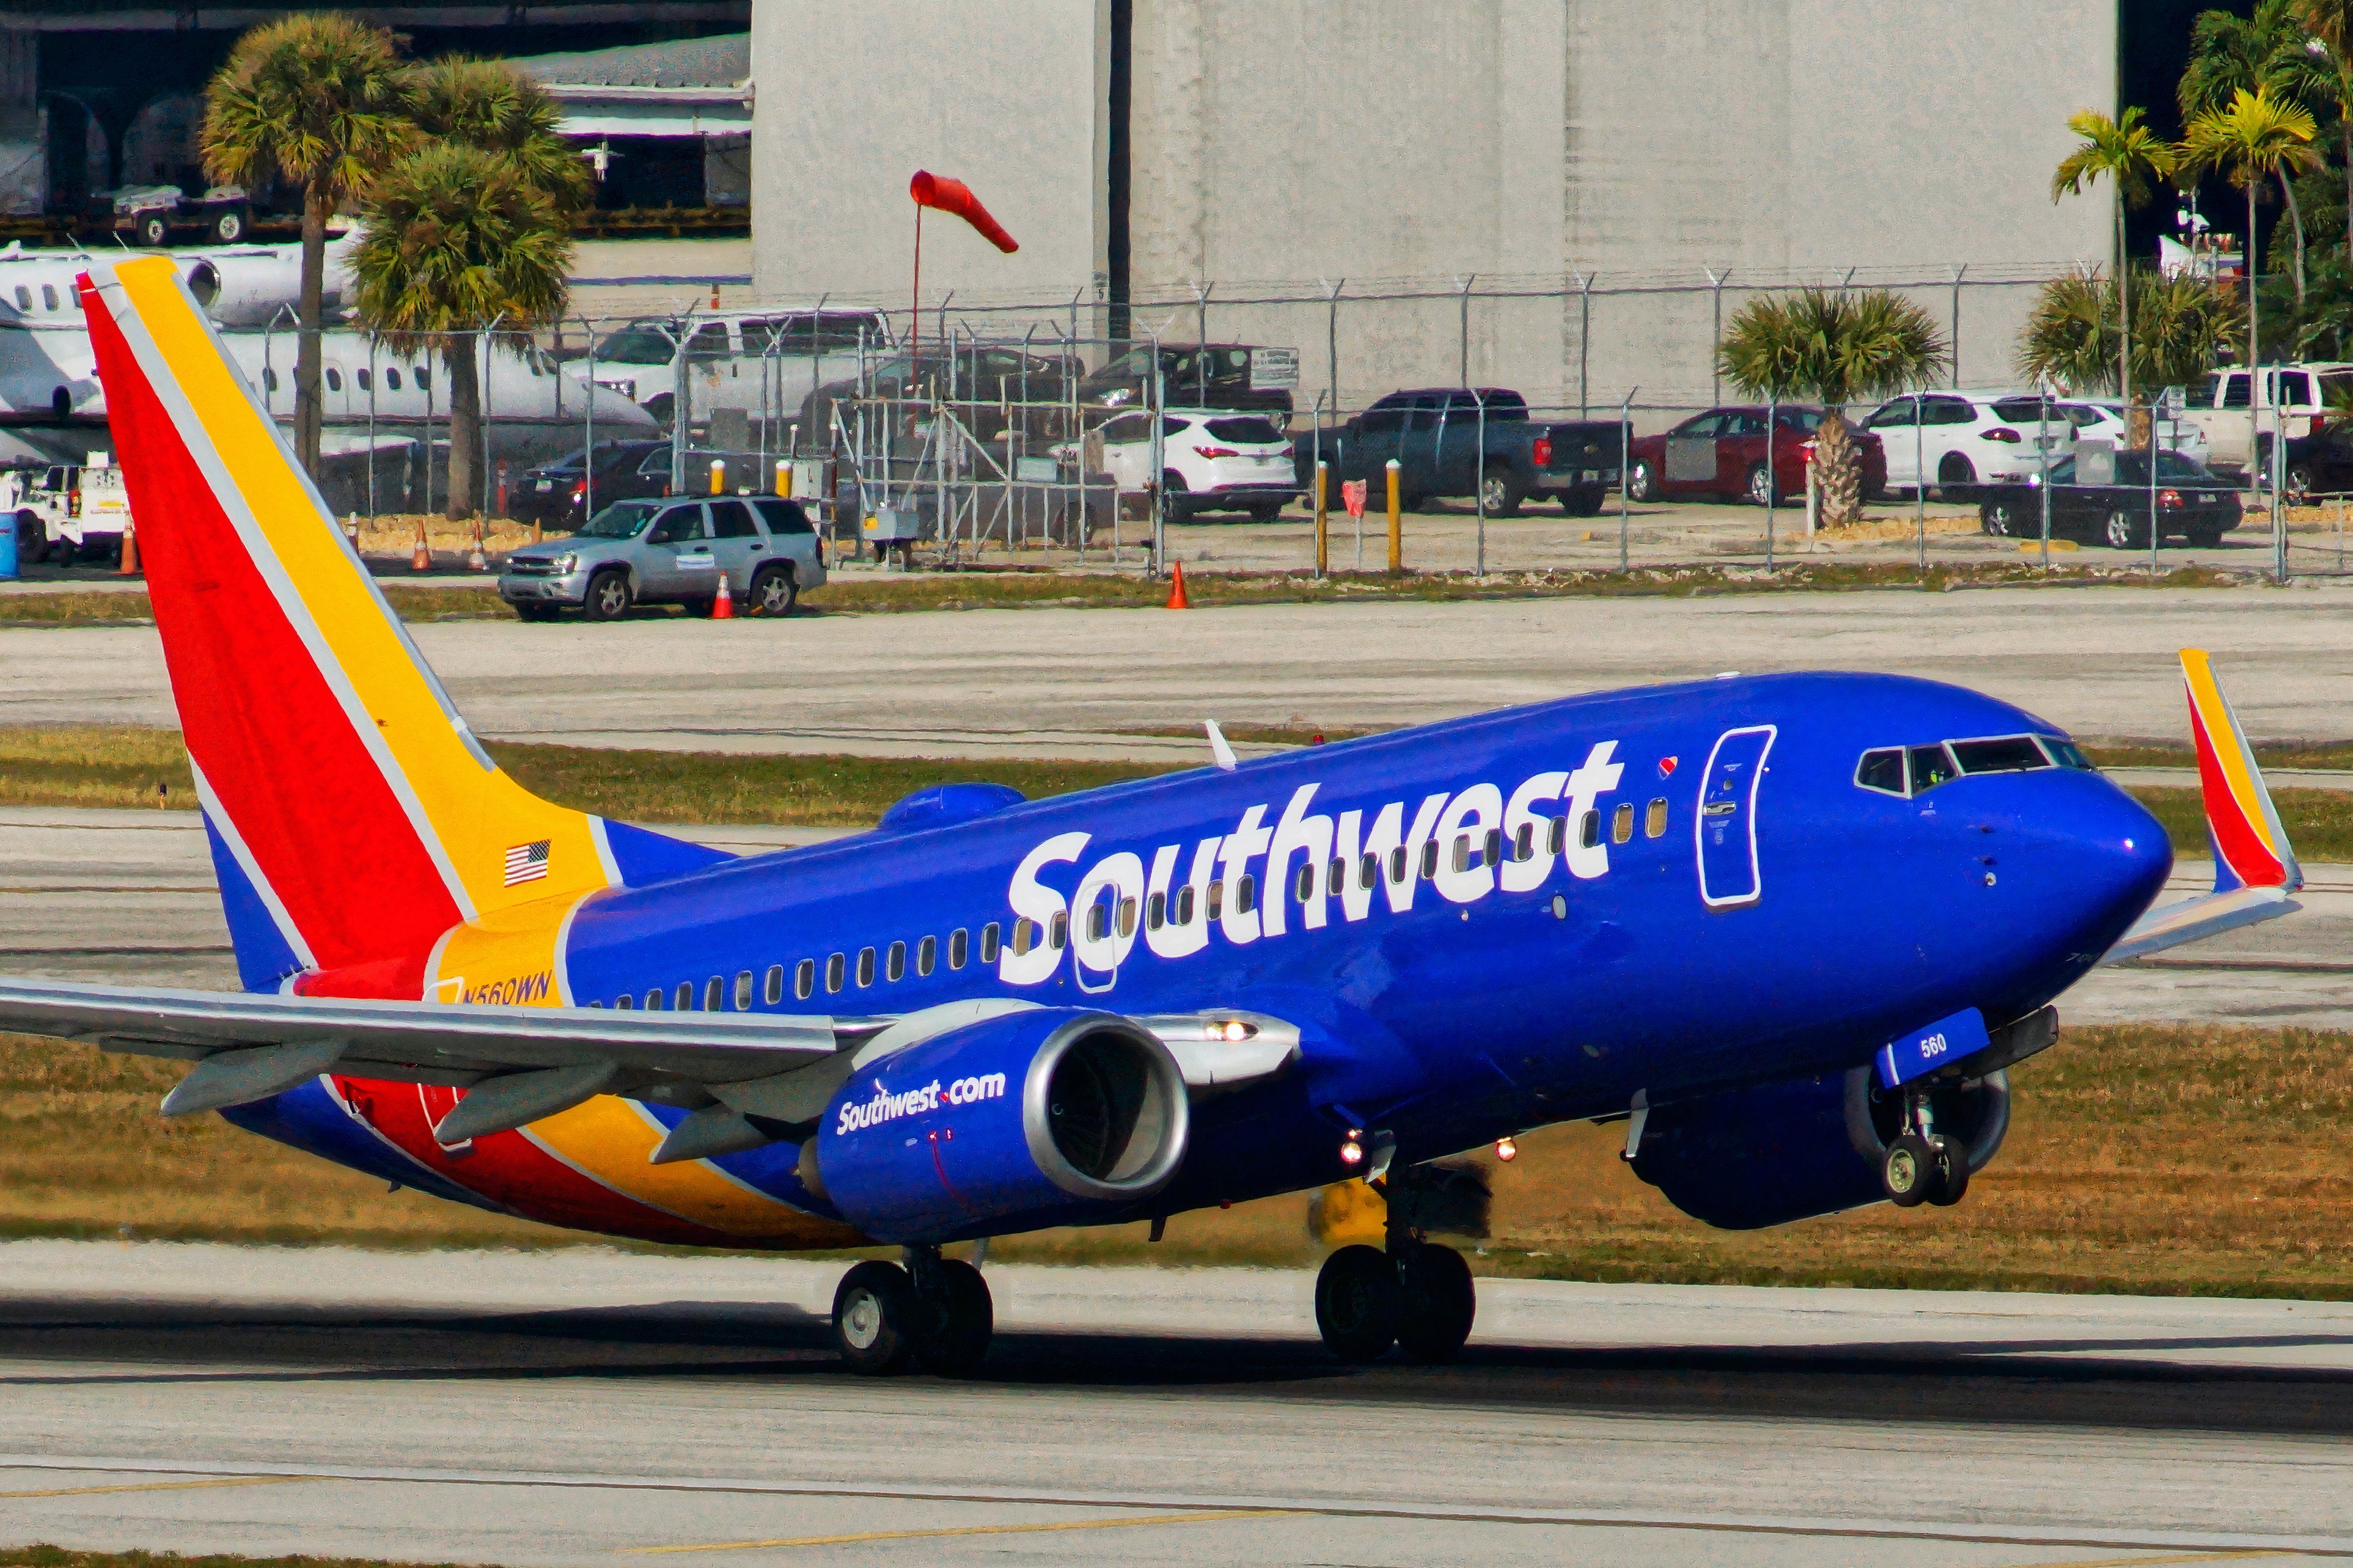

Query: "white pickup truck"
left=3, top=453, right=132, bottom=565
left=2180, top=363, right=2353, bottom=478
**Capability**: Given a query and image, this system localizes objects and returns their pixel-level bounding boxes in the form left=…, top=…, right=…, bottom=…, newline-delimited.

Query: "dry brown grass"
left=9, top=1023, right=2353, bottom=1298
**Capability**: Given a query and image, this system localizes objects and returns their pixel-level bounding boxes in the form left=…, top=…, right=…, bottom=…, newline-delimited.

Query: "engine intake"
left=1629, top=1065, right=2010, bottom=1230
left=815, top=1008, right=1188, bottom=1244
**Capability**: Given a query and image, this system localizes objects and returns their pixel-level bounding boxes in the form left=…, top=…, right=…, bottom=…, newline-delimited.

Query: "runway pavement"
left=2, top=1241, right=2352, bottom=1567
left=7, top=581, right=2353, bottom=760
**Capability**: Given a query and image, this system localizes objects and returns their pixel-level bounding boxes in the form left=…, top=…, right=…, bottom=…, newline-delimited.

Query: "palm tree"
left=2016, top=268, right=2246, bottom=393
left=350, top=143, right=572, bottom=519
left=1716, top=288, right=1947, bottom=526
left=200, top=13, right=409, bottom=477
left=2180, top=0, right=2329, bottom=303
left=401, top=56, right=589, bottom=213
left=2179, top=87, right=2324, bottom=470
left=2052, top=108, right=2176, bottom=421
left=2294, top=0, right=2353, bottom=262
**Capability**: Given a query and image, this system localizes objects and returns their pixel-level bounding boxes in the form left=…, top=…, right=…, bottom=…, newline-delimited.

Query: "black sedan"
left=506, top=439, right=670, bottom=531
left=1976, top=450, right=2241, bottom=549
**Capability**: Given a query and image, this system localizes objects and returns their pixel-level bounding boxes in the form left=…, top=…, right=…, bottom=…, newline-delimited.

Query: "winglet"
left=2102, top=650, right=2302, bottom=964
left=2181, top=647, right=2300, bottom=894
left=1205, top=720, right=1238, bottom=772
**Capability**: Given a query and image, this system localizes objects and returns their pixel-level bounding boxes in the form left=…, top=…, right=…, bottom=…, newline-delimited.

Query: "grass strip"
left=7, top=1022, right=2352, bottom=1300
left=0, top=559, right=2266, bottom=627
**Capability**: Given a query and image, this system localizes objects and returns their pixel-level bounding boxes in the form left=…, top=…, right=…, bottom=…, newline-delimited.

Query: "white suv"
left=1859, top=391, right=2058, bottom=497
left=1076, top=408, right=1302, bottom=521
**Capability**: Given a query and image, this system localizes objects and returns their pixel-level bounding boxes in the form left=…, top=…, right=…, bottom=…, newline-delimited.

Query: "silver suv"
left=499, top=494, right=828, bottom=622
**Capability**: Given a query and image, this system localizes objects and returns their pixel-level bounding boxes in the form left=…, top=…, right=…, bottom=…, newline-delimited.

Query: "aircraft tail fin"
left=2102, top=648, right=2300, bottom=964
left=79, top=256, right=722, bottom=994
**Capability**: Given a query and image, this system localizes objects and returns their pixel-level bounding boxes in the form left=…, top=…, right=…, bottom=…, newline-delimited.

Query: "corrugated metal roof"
left=514, top=32, right=749, bottom=90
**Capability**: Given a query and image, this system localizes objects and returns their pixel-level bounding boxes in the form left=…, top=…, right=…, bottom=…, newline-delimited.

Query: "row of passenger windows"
left=595, top=922, right=1005, bottom=1012
left=589, top=799, right=1675, bottom=1009
left=1855, top=733, right=2093, bottom=798
left=263, top=365, right=432, bottom=395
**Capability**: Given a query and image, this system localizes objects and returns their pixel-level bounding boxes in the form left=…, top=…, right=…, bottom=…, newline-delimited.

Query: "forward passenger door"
left=1697, top=726, right=1775, bottom=909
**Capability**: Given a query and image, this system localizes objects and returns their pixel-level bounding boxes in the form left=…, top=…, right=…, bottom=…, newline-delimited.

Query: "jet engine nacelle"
left=1629, top=1065, right=2010, bottom=1229
left=813, top=1008, right=1190, bottom=1244
left=184, top=250, right=343, bottom=329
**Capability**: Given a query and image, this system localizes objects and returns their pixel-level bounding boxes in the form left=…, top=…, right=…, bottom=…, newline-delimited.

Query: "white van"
left=2181, top=362, right=2353, bottom=476
left=575, top=309, right=895, bottom=433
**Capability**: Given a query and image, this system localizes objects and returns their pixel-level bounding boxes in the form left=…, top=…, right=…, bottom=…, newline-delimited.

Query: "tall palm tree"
left=351, top=143, right=572, bottom=519
left=2179, top=87, right=2324, bottom=468
left=1716, top=288, right=1947, bottom=525
left=401, top=56, right=590, bottom=213
left=200, top=13, right=409, bottom=477
left=2052, top=107, right=2176, bottom=421
left=2294, top=0, right=2353, bottom=262
left=2179, top=0, right=2327, bottom=303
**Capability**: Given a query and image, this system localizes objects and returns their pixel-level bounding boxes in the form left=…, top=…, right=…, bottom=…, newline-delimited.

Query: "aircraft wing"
left=0, top=979, right=1299, bottom=1150
left=2101, top=648, right=2303, bottom=964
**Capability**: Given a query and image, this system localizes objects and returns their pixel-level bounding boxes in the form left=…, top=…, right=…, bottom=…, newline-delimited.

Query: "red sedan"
left=1624, top=405, right=1887, bottom=505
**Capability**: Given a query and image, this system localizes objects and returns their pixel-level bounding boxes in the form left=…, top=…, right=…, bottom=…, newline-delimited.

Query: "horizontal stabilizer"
left=2102, top=650, right=2303, bottom=965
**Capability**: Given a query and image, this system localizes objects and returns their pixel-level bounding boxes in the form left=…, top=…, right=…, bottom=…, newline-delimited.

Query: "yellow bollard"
left=1313, top=461, right=1329, bottom=577
left=709, top=459, right=726, bottom=496
left=776, top=460, right=792, bottom=498
left=1386, top=458, right=1402, bottom=574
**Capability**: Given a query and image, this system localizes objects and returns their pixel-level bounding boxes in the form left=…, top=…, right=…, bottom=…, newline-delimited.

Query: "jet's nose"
left=1972, top=769, right=2173, bottom=961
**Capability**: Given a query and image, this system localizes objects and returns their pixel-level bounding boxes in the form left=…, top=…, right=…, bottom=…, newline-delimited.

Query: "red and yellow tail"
left=2181, top=648, right=2300, bottom=894
left=81, top=257, right=706, bottom=996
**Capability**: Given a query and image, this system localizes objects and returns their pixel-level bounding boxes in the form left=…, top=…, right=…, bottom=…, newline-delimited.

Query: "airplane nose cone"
left=2024, top=774, right=2174, bottom=953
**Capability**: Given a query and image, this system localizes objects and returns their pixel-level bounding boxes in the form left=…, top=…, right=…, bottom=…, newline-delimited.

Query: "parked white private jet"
left=0, top=243, right=652, bottom=505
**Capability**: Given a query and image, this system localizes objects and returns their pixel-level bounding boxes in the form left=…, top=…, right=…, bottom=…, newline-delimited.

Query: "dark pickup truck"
left=1294, top=387, right=1618, bottom=515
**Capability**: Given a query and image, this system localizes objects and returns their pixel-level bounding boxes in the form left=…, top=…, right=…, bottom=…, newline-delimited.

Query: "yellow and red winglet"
left=2182, top=647, right=2300, bottom=893
left=2104, top=649, right=2301, bottom=964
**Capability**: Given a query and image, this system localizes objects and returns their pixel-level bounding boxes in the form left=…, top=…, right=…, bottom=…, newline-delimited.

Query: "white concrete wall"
left=747, top=0, right=2116, bottom=416
left=751, top=0, right=1109, bottom=324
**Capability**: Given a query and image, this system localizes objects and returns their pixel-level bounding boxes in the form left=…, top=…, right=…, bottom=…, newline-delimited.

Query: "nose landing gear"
left=829, top=1245, right=995, bottom=1377
left=1312, top=1167, right=1481, bottom=1365
left=1881, top=1090, right=1970, bottom=1209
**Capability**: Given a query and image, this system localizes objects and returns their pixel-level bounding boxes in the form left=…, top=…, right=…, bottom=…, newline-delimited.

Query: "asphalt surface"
left=3, top=1242, right=2352, bottom=1567
left=7, top=582, right=2353, bottom=760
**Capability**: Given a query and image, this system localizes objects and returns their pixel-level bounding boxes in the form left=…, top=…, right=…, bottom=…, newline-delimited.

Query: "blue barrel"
left=0, top=516, right=17, bottom=581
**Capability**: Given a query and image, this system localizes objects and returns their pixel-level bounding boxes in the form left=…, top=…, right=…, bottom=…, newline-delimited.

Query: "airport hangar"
left=753, top=1, right=2119, bottom=416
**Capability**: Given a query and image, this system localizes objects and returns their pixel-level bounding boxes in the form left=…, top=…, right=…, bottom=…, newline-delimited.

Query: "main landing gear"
left=1313, top=1171, right=1478, bottom=1365
left=830, top=1246, right=993, bottom=1377
left=1880, top=1086, right=1970, bottom=1209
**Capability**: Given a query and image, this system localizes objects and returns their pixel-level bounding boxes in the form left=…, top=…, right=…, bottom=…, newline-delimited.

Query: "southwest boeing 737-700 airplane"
left=0, top=257, right=2308, bottom=1374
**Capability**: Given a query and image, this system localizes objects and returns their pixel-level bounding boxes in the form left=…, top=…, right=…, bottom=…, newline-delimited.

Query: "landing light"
left=1496, top=1137, right=1518, bottom=1162
left=1205, top=1019, right=1257, bottom=1043
left=1338, top=1138, right=1364, bottom=1167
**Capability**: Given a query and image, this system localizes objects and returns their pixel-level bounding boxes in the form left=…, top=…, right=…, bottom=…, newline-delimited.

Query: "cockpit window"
left=1856, top=748, right=1906, bottom=796
left=2042, top=736, right=2094, bottom=770
left=1907, top=745, right=1957, bottom=794
left=1949, top=736, right=2052, bottom=775
left=1860, top=733, right=2089, bottom=799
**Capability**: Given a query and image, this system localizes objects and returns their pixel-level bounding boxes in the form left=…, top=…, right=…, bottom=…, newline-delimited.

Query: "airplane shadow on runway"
left=5, top=1297, right=2353, bottom=1436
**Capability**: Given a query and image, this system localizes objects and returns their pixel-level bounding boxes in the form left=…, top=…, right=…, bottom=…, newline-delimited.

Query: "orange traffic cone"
left=711, top=572, right=735, bottom=620
left=117, top=522, right=138, bottom=576
left=1165, top=560, right=1189, bottom=610
left=410, top=518, right=431, bottom=573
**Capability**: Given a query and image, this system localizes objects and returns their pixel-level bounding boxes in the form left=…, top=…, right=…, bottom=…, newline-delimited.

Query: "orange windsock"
left=910, top=171, right=1018, bottom=254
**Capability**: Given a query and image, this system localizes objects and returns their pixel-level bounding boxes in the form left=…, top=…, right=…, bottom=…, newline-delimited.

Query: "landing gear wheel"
left=914, top=1258, right=994, bottom=1377
left=1393, top=1241, right=1476, bottom=1363
left=1314, top=1244, right=1399, bottom=1363
left=1882, top=1132, right=1936, bottom=1208
left=1926, top=1136, right=1970, bottom=1207
left=749, top=565, right=798, bottom=616
left=831, top=1259, right=919, bottom=1375
left=581, top=567, right=631, bottom=621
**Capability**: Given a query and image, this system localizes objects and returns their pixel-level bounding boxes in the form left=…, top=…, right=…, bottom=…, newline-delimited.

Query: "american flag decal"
left=503, top=840, right=551, bottom=886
